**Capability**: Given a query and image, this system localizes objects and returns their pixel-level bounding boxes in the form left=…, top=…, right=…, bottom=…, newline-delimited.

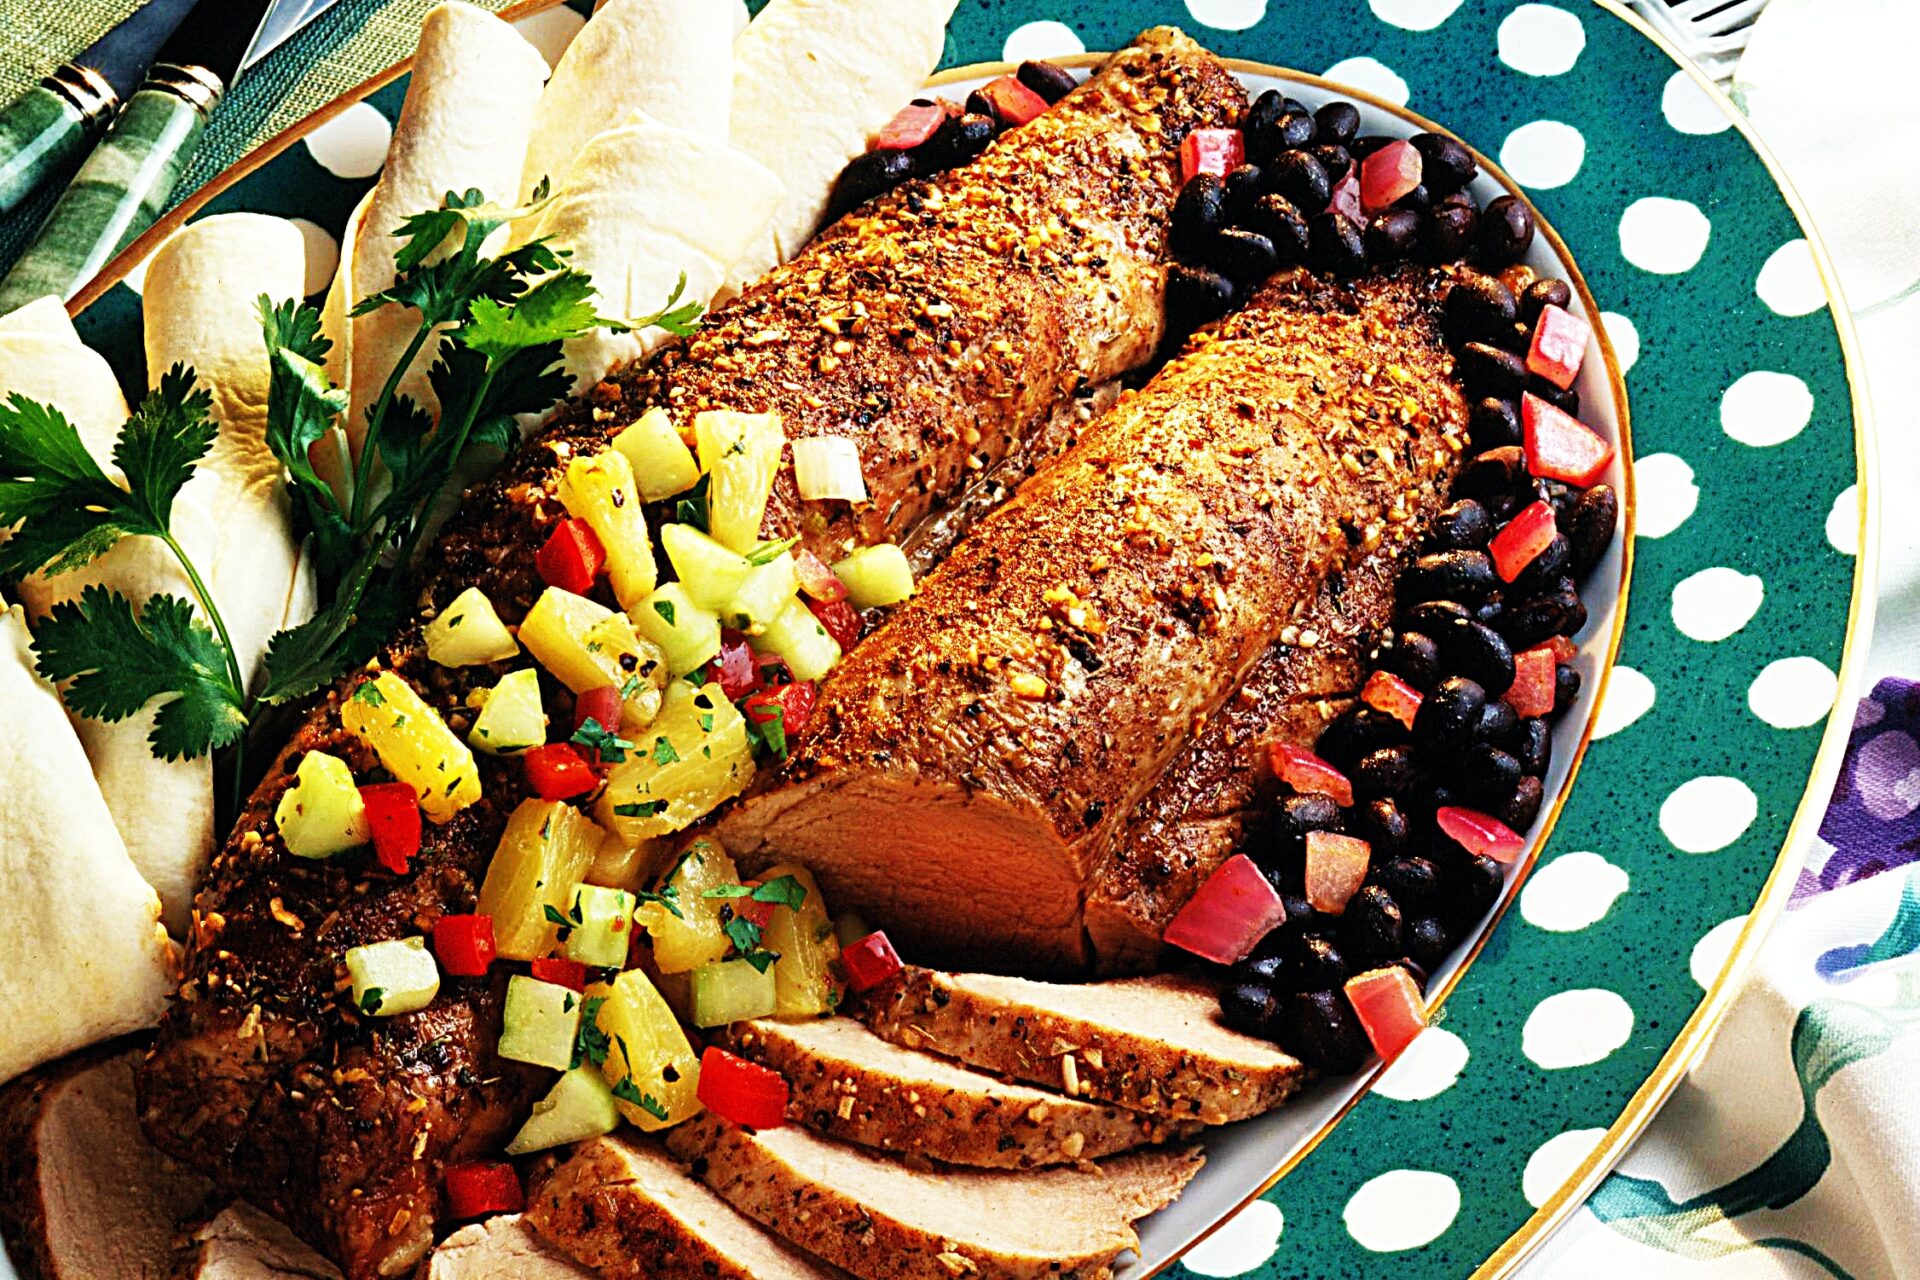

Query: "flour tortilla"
left=517, top=0, right=734, bottom=206
left=727, top=0, right=956, bottom=284
left=0, top=600, right=174, bottom=1085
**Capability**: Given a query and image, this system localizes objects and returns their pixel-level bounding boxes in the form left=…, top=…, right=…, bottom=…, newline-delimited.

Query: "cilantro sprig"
left=703, top=875, right=808, bottom=973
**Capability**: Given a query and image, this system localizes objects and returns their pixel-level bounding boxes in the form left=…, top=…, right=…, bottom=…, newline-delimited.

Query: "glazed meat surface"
left=137, top=30, right=1244, bottom=1280
left=717, top=268, right=1469, bottom=969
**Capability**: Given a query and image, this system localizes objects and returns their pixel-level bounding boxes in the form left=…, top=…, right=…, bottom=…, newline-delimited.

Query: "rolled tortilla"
left=0, top=598, right=174, bottom=1085
left=516, top=0, right=734, bottom=205
left=727, top=0, right=957, bottom=283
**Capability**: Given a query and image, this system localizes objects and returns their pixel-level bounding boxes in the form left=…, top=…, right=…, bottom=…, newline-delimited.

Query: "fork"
left=1623, top=0, right=1775, bottom=85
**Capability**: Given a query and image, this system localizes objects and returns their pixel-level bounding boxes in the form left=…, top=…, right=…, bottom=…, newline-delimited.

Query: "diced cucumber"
left=345, top=936, right=440, bottom=1017
left=720, top=553, right=798, bottom=635
left=425, top=586, right=520, bottom=667
left=498, top=975, right=583, bottom=1071
left=566, top=884, right=637, bottom=969
left=505, top=1066, right=620, bottom=1155
left=754, top=596, right=843, bottom=682
left=274, top=751, right=369, bottom=859
left=689, top=958, right=778, bottom=1027
left=694, top=409, right=784, bottom=553
left=614, top=407, right=701, bottom=502
left=832, top=543, right=915, bottom=609
left=633, top=583, right=721, bottom=677
left=660, top=523, right=753, bottom=611
left=466, top=668, right=547, bottom=756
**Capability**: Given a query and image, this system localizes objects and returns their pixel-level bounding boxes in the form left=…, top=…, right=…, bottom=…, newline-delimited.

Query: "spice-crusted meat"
left=136, top=30, right=1243, bottom=1280
left=715, top=268, right=1469, bottom=969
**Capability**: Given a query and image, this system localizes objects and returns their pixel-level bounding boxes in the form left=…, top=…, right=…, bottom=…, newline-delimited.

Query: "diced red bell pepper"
left=1436, top=805, right=1527, bottom=862
left=536, top=518, right=606, bottom=595
left=1268, top=743, right=1355, bottom=807
left=743, top=680, right=817, bottom=742
left=876, top=101, right=946, bottom=150
left=1522, top=393, right=1615, bottom=488
left=358, top=781, right=421, bottom=874
left=1305, top=831, right=1372, bottom=916
left=444, top=1161, right=522, bottom=1219
left=1525, top=303, right=1592, bottom=391
left=841, top=930, right=905, bottom=992
left=1162, top=853, right=1288, bottom=965
left=1542, top=634, right=1578, bottom=664
left=433, top=913, right=497, bottom=977
left=979, top=73, right=1051, bottom=127
left=1180, top=128, right=1245, bottom=182
left=733, top=892, right=778, bottom=930
left=573, top=685, right=623, bottom=735
left=1361, top=670, right=1423, bottom=730
left=1361, top=139, right=1423, bottom=215
left=698, top=1046, right=790, bottom=1130
left=523, top=743, right=598, bottom=801
left=1345, top=966, right=1427, bottom=1061
left=1328, top=167, right=1362, bottom=223
left=531, top=957, right=588, bottom=991
left=706, top=631, right=761, bottom=701
left=1490, top=500, right=1558, bottom=583
left=794, top=548, right=848, bottom=602
left=1505, top=646, right=1558, bottom=718
left=807, top=596, right=862, bottom=652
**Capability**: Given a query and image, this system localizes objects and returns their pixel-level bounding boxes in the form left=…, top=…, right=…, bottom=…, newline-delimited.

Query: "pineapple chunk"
left=589, top=969, right=703, bottom=1131
left=758, top=864, right=844, bottom=1018
left=721, top=553, right=797, bottom=635
left=465, top=668, right=547, bottom=756
left=660, top=523, right=752, bottom=611
left=751, top=596, right=842, bottom=682
left=519, top=587, right=667, bottom=731
left=832, top=543, right=915, bottom=608
left=274, top=750, right=368, bottom=858
left=558, top=450, right=657, bottom=612
left=423, top=586, right=519, bottom=667
left=633, top=583, right=722, bottom=677
left=694, top=409, right=784, bottom=552
left=594, top=681, right=752, bottom=844
left=635, top=837, right=739, bottom=973
left=476, top=799, right=603, bottom=961
left=339, top=672, right=481, bottom=823
left=588, top=827, right=664, bottom=894
left=614, top=407, right=701, bottom=502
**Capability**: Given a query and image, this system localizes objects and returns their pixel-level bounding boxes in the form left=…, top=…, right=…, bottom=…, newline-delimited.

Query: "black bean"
left=1352, top=798, right=1409, bottom=858
left=1277, top=110, right=1317, bottom=150
left=1384, top=630, right=1443, bottom=690
left=1413, top=676, right=1486, bottom=753
left=1268, top=150, right=1331, bottom=212
left=1527, top=376, right=1581, bottom=417
left=1494, top=320, right=1536, bottom=356
left=1498, top=583, right=1582, bottom=649
left=1170, top=174, right=1228, bottom=257
left=964, top=88, right=1002, bottom=123
left=1354, top=745, right=1418, bottom=800
left=1365, top=209, right=1423, bottom=265
left=1429, top=499, right=1494, bottom=551
left=922, top=113, right=996, bottom=170
left=1314, top=100, right=1361, bottom=145
left=1375, top=856, right=1440, bottom=907
left=1536, top=478, right=1578, bottom=520
left=1513, top=718, right=1551, bottom=776
left=1222, top=164, right=1269, bottom=223
left=1165, top=264, right=1236, bottom=333
left=1405, top=916, right=1454, bottom=970
left=1233, top=953, right=1286, bottom=987
left=1246, top=90, right=1287, bottom=138
left=1457, top=342, right=1530, bottom=399
left=1422, top=200, right=1479, bottom=265
left=1403, top=550, right=1498, bottom=605
left=1017, top=59, right=1078, bottom=105
left=1277, top=894, right=1321, bottom=940
left=1554, top=663, right=1583, bottom=714
left=1221, top=982, right=1280, bottom=1037
left=1443, top=273, right=1518, bottom=348
left=1443, top=620, right=1515, bottom=696
left=1401, top=599, right=1473, bottom=635
left=1567, top=484, right=1618, bottom=576
left=1476, top=698, right=1518, bottom=745
left=1207, top=227, right=1281, bottom=287
left=1246, top=194, right=1311, bottom=264
left=1394, top=183, right=1433, bottom=213
left=1311, top=144, right=1353, bottom=184
left=1450, top=853, right=1506, bottom=923
left=1309, top=212, right=1367, bottom=276
left=1410, top=132, right=1478, bottom=194
left=1274, top=791, right=1345, bottom=839
left=825, top=149, right=916, bottom=219
left=1286, top=935, right=1351, bottom=990
left=1283, top=990, right=1371, bottom=1072
left=1510, top=534, right=1572, bottom=597
left=1343, top=885, right=1404, bottom=962
left=1316, top=705, right=1406, bottom=772
left=1349, top=134, right=1392, bottom=158
left=1473, top=596, right=1506, bottom=628
left=1478, top=194, right=1537, bottom=268
left=1468, top=398, right=1523, bottom=453
left=1454, top=446, right=1531, bottom=513
left=1459, top=743, right=1523, bottom=807
left=1520, top=277, right=1574, bottom=325
left=1501, top=774, right=1545, bottom=831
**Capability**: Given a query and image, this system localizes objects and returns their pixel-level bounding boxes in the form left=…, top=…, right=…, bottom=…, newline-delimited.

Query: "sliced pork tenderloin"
left=176, top=1202, right=344, bottom=1280
left=421, top=1216, right=589, bottom=1279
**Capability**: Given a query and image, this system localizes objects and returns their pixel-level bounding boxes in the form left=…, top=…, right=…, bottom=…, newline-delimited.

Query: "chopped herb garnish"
left=610, top=1077, right=670, bottom=1121
left=703, top=875, right=807, bottom=912
left=652, top=737, right=681, bottom=766
left=359, top=987, right=385, bottom=1015
left=742, top=700, right=788, bottom=760
left=684, top=667, right=710, bottom=688
left=352, top=681, right=386, bottom=706
left=653, top=599, right=676, bottom=627
left=745, top=535, right=800, bottom=566
left=674, top=474, right=711, bottom=532
left=571, top=996, right=609, bottom=1069
left=571, top=716, right=634, bottom=764
left=614, top=799, right=668, bottom=819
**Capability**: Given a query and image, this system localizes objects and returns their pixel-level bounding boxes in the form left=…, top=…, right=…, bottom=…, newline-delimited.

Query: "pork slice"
left=421, top=1216, right=588, bottom=1279
left=718, top=268, right=1468, bottom=968
left=526, top=1135, right=844, bottom=1280
left=861, top=968, right=1306, bottom=1124
left=713, top=1016, right=1196, bottom=1168
left=665, top=1115, right=1202, bottom=1280
left=177, top=1202, right=344, bottom=1280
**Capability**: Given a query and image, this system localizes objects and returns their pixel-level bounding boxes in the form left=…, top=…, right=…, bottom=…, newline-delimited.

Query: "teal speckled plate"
left=52, top=2, right=1873, bottom=1278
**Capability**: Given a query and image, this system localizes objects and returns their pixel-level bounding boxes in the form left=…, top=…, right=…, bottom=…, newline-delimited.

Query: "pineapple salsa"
left=271, top=407, right=918, bottom=1159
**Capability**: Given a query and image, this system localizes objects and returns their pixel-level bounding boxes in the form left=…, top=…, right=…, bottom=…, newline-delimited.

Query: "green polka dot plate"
left=52, top=1, right=1873, bottom=1277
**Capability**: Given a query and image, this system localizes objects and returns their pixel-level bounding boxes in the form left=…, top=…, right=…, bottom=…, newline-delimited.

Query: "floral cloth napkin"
left=1518, top=1, right=1920, bottom=1275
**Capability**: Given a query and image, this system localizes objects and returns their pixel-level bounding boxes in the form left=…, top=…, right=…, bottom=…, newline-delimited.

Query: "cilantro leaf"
left=114, top=365, right=217, bottom=533
left=627, top=274, right=704, bottom=339
left=653, top=599, right=676, bottom=627
left=751, top=874, right=808, bottom=912
left=463, top=272, right=608, bottom=361
left=634, top=885, right=683, bottom=921
left=571, top=716, right=634, bottom=764
left=571, top=996, right=610, bottom=1069
left=652, top=737, right=680, bottom=766
left=0, top=394, right=173, bottom=579
left=257, top=555, right=408, bottom=705
left=721, top=911, right=779, bottom=973
left=260, top=320, right=355, bottom=584
left=609, top=1076, right=669, bottom=1120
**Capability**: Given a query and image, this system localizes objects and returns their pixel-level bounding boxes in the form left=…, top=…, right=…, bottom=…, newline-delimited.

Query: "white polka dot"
left=1749, top=656, right=1838, bottom=729
left=1183, top=1201, right=1284, bottom=1277
left=304, top=101, right=392, bottom=181
left=1184, top=0, right=1267, bottom=31
left=1690, top=915, right=1748, bottom=989
left=1661, top=69, right=1732, bottom=135
left=1600, top=311, right=1639, bottom=374
left=1634, top=453, right=1699, bottom=539
left=1828, top=485, right=1861, bottom=555
left=1757, top=240, right=1827, bottom=317
left=1659, top=776, right=1758, bottom=853
left=121, top=246, right=159, bottom=295
left=1721, top=371, right=1813, bottom=447
left=1001, top=20, right=1084, bottom=61
left=1521, top=852, right=1630, bottom=932
left=1619, top=197, right=1711, bottom=274
left=514, top=6, right=586, bottom=69
left=1498, top=4, right=1586, bottom=76
left=1372, top=1027, right=1469, bottom=1101
left=1322, top=56, right=1410, bottom=106
left=1672, top=566, right=1763, bottom=642
left=288, top=217, right=339, bottom=298
left=1523, top=1129, right=1610, bottom=1207
left=1343, top=1170, right=1460, bottom=1252
left=1593, top=666, right=1655, bottom=739
left=1522, top=989, right=1634, bottom=1069
left=1499, top=120, right=1586, bottom=189
left=1369, top=0, right=1463, bottom=30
